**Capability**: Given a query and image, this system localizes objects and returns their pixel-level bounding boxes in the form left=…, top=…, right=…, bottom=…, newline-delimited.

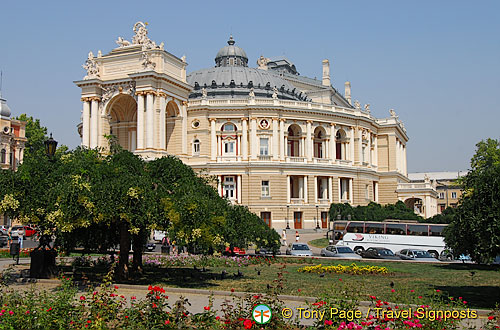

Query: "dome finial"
left=227, top=35, right=235, bottom=45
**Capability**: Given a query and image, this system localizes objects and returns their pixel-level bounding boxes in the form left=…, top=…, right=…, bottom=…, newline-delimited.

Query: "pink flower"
left=391, top=289, right=395, bottom=293
left=80, top=296, right=86, bottom=301
left=436, top=289, right=441, bottom=292
left=131, top=296, right=136, bottom=300
left=8, top=311, right=13, bottom=315
left=324, top=319, right=333, bottom=325
left=204, top=306, right=210, bottom=311
left=164, top=320, right=170, bottom=325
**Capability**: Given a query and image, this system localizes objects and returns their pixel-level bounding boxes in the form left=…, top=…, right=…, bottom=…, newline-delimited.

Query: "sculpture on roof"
left=249, top=88, right=255, bottom=99
left=257, top=55, right=269, bottom=70
left=201, top=88, right=207, bottom=99
left=424, top=174, right=430, bottom=183
left=389, top=109, right=398, bottom=118
left=116, top=36, right=131, bottom=48
left=354, top=100, right=361, bottom=109
left=272, top=87, right=278, bottom=99
left=132, top=21, right=159, bottom=50
left=83, top=51, right=100, bottom=80
left=364, top=104, right=370, bottom=112
left=141, top=52, right=156, bottom=71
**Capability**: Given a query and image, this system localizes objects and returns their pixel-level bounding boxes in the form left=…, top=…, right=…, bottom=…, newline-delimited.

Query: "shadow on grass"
left=59, top=265, right=245, bottom=289
left=433, top=285, right=500, bottom=309
left=435, top=263, right=500, bottom=272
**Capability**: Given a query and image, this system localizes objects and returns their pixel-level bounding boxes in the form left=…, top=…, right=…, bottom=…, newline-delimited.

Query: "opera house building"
left=76, top=22, right=437, bottom=230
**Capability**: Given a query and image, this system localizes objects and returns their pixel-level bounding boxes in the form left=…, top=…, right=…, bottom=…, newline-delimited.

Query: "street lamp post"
left=315, top=205, right=320, bottom=230
left=286, top=205, right=290, bottom=229
left=31, top=133, right=59, bottom=279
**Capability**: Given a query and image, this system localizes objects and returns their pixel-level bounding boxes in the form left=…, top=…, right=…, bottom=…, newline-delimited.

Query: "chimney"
left=322, top=59, right=330, bottom=86
left=344, top=81, right=352, bottom=104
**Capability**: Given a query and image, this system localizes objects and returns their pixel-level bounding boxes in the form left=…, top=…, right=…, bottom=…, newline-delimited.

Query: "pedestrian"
left=295, top=231, right=300, bottom=242
left=172, top=240, right=177, bottom=255
left=7, top=228, right=12, bottom=248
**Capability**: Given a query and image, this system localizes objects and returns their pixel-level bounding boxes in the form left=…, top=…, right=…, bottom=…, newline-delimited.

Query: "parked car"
left=439, top=250, right=472, bottom=262
left=153, top=230, right=166, bottom=242
left=223, top=246, right=246, bottom=256
left=286, top=243, right=313, bottom=257
left=320, top=245, right=362, bottom=259
left=396, top=249, right=438, bottom=261
left=10, top=226, right=25, bottom=239
left=255, top=247, right=281, bottom=256
left=360, top=247, right=399, bottom=260
left=23, top=226, right=37, bottom=237
left=0, top=225, right=8, bottom=235
left=145, top=242, right=156, bottom=252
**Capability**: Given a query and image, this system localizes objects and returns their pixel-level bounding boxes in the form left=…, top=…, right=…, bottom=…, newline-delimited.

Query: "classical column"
left=338, top=178, right=342, bottom=202
left=181, top=101, right=188, bottom=155
left=250, top=118, right=257, bottom=159
left=287, top=175, right=291, bottom=204
left=306, top=120, right=312, bottom=161
left=349, top=127, right=355, bottom=162
left=242, top=118, right=248, bottom=160
left=330, top=124, right=336, bottom=161
left=272, top=118, right=278, bottom=160
left=217, top=175, right=222, bottom=197
left=358, top=128, right=363, bottom=164
left=210, top=119, right=216, bottom=161
left=374, top=182, right=379, bottom=202
left=349, top=178, right=353, bottom=204
left=314, top=176, right=318, bottom=204
left=303, top=175, right=308, bottom=204
left=136, top=93, right=145, bottom=150
left=146, top=92, right=154, bottom=149
left=301, top=137, right=305, bottom=158
left=374, top=135, right=378, bottom=167
left=82, top=98, right=90, bottom=147
left=159, top=95, right=166, bottom=150
left=403, top=145, right=408, bottom=175
left=328, top=177, right=333, bottom=203
left=396, top=139, right=400, bottom=172
left=90, top=98, right=99, bottom=149
left=237, top=175, right=242, bottom=203
left=279, top=119, right=285, bottom=160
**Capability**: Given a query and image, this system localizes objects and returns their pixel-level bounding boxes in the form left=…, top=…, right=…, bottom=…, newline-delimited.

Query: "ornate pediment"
left=115, top=21, right=164, bottom=51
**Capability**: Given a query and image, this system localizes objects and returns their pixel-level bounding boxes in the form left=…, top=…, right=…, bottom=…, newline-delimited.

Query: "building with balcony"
left=76, top=22, right=413, bottom=230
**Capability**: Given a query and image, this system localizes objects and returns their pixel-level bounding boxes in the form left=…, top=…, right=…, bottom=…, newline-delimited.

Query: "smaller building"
left=0, top=94, right=27, bottom=226
left=408, top=171, right=467, bottom=214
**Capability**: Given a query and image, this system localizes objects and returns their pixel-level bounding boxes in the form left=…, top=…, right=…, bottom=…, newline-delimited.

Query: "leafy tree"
left=15, top=114, right=47, bottom=158
left=427, top=206, right=456, bottom=224
left=444, top=139, right=500, bottom=263
left=329, top=201, right=421, bottom=222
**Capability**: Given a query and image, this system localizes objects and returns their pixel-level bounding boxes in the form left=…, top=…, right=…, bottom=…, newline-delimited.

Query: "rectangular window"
left=223, top=176, right=235, bottom=199
left=439, top=192, right=445, bottom=199
left=451, top=192, right=457, bottom=199
left=261, top=180, right=270, bottom=197
left=340, top=178, right=350, bottom=201
left=260, top=138, right=269, bottom=155
left=224, top=141, right=235, bottom=155
left=365, top=184, right=370, bottom=200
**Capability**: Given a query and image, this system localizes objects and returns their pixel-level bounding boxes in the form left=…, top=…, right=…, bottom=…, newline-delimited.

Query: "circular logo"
left=252, top=304, right=272, bottom=325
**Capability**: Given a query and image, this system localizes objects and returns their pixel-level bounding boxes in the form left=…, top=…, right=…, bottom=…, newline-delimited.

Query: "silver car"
left=286, top=243, right=313, bottom=257
left=320, top=245, right=362, bottom=259
left=396, top=249, right=438, bottom=261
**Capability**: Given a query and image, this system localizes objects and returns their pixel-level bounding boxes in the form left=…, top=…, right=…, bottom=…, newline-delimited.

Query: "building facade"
left=0, top=94, right=27, bottom=226
left=76, top=22, right=419, bottom=230
left=408, top=172, right=466, bottom=214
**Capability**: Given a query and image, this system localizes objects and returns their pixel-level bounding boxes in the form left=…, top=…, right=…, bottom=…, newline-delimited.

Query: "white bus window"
left=408, top=224, right=428, bottom=236
left=385, top=223, right=406, bottom=235
left=365, top=222, right=384, bottom=234
left=430, top=225, right=446, bottom=236
left=346, top=222, right=364, bottom=233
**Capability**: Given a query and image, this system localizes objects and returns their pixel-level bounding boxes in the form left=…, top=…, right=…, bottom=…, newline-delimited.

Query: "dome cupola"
left=0, top=95, right=12, bottom=119
left=215, top=35, right=248, bottom=67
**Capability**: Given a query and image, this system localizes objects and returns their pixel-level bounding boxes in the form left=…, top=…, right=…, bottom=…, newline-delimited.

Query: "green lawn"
left=308, top=238, right=329, bottom=248
left=63, top=257, right=500, bottom=309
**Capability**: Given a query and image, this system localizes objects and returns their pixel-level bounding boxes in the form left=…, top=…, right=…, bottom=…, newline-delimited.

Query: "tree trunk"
left=132, top=231, right=143, bottom=273
left=117, top=222, right=131, bottom=280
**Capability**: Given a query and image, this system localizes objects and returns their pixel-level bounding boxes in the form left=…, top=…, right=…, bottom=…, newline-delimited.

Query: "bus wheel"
left=354, top=246, right=364, bottom=255
left=428, top=250, right=438, bottom=259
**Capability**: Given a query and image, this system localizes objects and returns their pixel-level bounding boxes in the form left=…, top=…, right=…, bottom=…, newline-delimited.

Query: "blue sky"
left=1, top=0, right=499, bottom=172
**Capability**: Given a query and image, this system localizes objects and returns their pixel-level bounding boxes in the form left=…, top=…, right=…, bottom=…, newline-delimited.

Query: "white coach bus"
left=331, top=220, right=447, bottom=258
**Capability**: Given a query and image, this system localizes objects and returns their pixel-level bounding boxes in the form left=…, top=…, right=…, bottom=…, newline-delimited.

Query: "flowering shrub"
left=298, top=263, right=390, bottom=275
left=0, top=248, right=35, bottom=258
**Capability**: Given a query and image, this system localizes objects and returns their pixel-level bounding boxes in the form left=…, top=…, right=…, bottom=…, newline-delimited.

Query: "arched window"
left=193, top=139, right=200, bottom=155
left=0, top=149, right=5, bottom=164
left=336, top=130, right=347, bottom=160
left=314, top=127, right=326, bottom=158
left=221, top=123, right=236, bottom=132
left=287, top=125, right=302, bottom=157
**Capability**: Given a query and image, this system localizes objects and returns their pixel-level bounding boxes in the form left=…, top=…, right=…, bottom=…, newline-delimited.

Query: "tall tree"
left=15, top=114, right=47, bottom=158
left=444, top=139, right=500, bottom=263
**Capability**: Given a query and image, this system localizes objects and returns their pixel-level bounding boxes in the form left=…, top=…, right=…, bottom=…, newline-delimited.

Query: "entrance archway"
left=404, top=197, right=424, bottom=216
left=106, top=94, right=137, bottom=151
left=165, top=100, right=180, bottom=153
